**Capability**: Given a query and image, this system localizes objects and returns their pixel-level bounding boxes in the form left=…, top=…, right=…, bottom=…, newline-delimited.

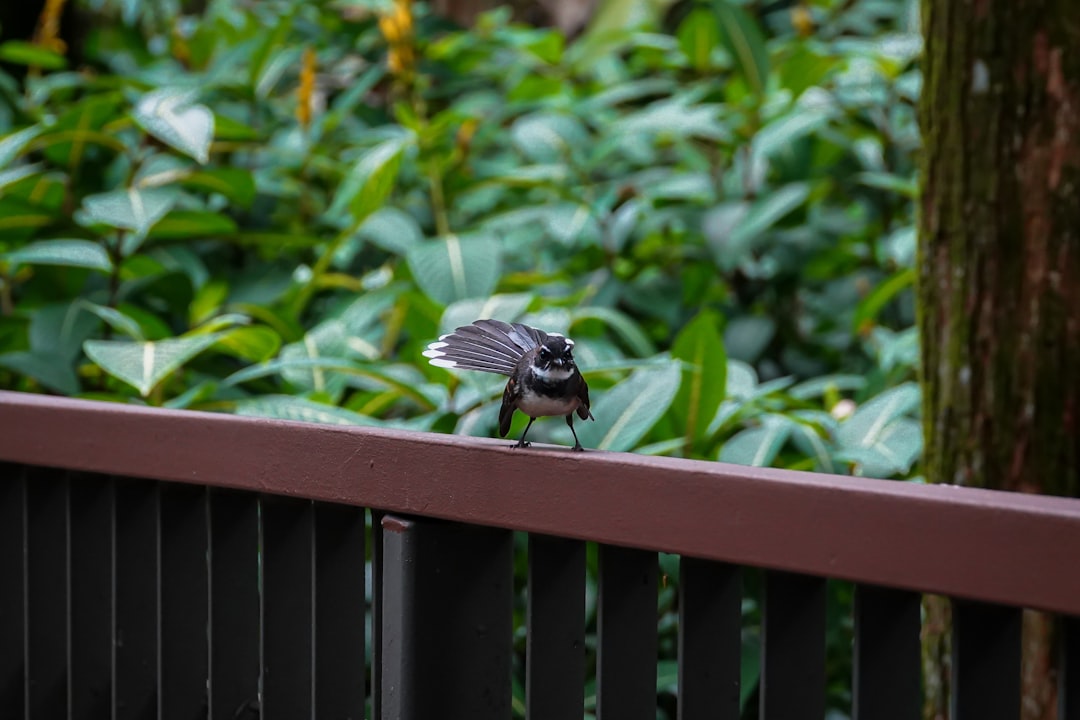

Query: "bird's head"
left=533, top=335, right=576, bottom=380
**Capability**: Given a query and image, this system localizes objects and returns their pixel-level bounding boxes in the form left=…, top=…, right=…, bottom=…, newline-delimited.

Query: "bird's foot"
left=513, top=440, right=532, bottom=449
left=571, top=443, right=584, bottom=452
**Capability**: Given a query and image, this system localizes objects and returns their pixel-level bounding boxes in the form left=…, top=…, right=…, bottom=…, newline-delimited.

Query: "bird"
left=423, top=319, right=594, bottom=451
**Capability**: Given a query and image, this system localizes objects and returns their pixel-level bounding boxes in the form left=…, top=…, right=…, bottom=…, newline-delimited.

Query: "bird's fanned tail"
left=423, top=319, right=552, bottom=376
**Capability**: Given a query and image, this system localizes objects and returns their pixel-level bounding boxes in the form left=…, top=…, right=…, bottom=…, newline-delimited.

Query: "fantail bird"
left=423, top=319, right=594, bottom=451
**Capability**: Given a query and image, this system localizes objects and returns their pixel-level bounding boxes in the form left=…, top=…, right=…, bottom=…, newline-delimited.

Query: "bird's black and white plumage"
left=424, top=319, right=594, bottom=451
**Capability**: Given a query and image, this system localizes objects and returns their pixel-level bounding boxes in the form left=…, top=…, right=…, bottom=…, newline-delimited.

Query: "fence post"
left=381, top=515, right=513, bottom=720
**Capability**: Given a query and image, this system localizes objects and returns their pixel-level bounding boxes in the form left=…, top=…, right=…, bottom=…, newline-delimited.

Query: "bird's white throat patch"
left=532, top=365, right=573, bottom=381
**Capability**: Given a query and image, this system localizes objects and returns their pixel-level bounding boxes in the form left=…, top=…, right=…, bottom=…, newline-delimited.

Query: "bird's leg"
left=566, top=414, right=584, bottom=452
left=515, top=417, right=536, bottom=448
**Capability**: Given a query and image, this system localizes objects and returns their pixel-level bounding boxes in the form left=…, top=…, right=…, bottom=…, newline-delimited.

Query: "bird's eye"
left=539, top=347, right=550, bottom=360
left=563, top=348, right=573, bottom=358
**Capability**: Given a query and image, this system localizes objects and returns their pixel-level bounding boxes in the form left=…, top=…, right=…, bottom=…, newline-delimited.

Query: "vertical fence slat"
left=527, top=534, right=585, bottom=720
left=26, top=467, right=68, bottom=719
left=597, top=544, right=658, bottom=720
left=160, top=484, right=209, bottom=720
left=114, top=479, right=159, bottom=720
left=262, top=496, right=314, bottom=720
left=313, top=503, right=366, bottom=720
left=951, top=600, right=1020, bottom=720
left=209, top=489, right=261, bottom=720
left=0, top=464, right=25, bottom=718
left=1063, top=615, right=1080, bottom=720
left=381, top=515, right=513, bottom=720
left=370, top=510, right=384, bottom=720
left=760, top=570, right=826, bottom=720
left=68, top=474, right=113, bottom=717
left=678, top=558, right=741, bottom=720
left=852, top=584, right=920, bottom=720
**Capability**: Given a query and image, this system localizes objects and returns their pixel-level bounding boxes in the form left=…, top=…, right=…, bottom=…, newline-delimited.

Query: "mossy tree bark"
left=918, top=1, right=1080, bottom=718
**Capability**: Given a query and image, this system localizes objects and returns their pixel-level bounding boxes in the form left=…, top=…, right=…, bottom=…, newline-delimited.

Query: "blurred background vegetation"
left=0, top=0, right=920, bottom=715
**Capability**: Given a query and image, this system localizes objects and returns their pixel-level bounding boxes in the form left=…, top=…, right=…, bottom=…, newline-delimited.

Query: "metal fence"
left=0, top=390, right=1078, bottom=719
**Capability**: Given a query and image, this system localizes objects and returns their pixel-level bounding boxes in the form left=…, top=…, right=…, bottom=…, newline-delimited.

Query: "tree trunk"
left=918, top=1, right=1080, bottom=719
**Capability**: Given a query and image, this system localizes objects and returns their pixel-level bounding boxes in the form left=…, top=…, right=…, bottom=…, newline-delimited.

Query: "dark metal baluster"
left=1063, top=614, right=1080, bottom=720
left=26, top=468, right=68, bottom=718
left=381, top=515, right=513, bottom=720
left=678, top=558, right=741, bottom=720
left=209, top=490, right=260, bottom=719
left=159, top=484, right=209, bottom=720
left=527, top=534, right=585, bottom=720
left=113, top=479, right=159, bottom=720
left=68, top=474, right=113, bottom=717
left=0, top=464, right=26, bottom=718
left=313, top=503, right=365, bottom=720
left=261, top=496, right=314, bottom=720
left=951, top=600, right=1020, bottom=720
left=597, top=544, right=657, bottom=720
left=852, top=584, right=920, bottom=720
left=760, top=570, right=826, bottom=720
left=370, top=510, right=384, bottom=720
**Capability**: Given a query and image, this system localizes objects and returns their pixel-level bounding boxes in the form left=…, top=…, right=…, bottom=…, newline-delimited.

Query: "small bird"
left=424, top=319, right=594, bottom=451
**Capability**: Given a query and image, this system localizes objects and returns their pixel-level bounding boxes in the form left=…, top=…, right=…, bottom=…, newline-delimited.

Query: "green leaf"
left=837, top=382, right=920, bottom=450
left=713, top=0, right=770, bottom=96
left=853, top=268, right=915, bottom=330
left=0, top=351, right=78, bottom=394
left=677, top=7, right=721, bottom=71
left=214, top=326, right=281, bottom=362
left=80, top=187, right=178, bottom=244
left=0, top=126, right=41, bottom=170
left=407, top=235, right=502, bottom=306
left=134, top=89, right=215, bottom=164
left=719, top=415, right=792, bottom=466
left=724, top=316, right=775, bottom=363
left=182, top=168, right=256, bottom=207
left=439, top=293, right=535, bottom=335
left=84, top=333, right=224, bottom=396
left=574, top=362, right=682, bottom=452
left=0, top=41, right=67, bottom=70
left=147, top=210, right=238, bottom=240
left=329, top=136, right=408, bottom=224
left=79, top=302, right=146, bottom=341
left=3, top=239, right=112, bottom=273
left=671, top=310, right=727, bottom=448
left=233, top=395, right=381, bottom=426
left=571, top=306, right=656, bottom=358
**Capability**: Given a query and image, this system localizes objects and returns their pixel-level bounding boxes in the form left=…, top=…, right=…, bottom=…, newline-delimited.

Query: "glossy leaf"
left=84, top=333, right=224, bottom=397
left=407, top=235, right=502, bottom=306
left=80, top=187, right=178, bottom=242
left=3, top=239, right=112, bottom=273
left=574, top=362, right=682, bottom=452
left=671, top=310, right=727, bottom=447
left=719, top=415, right=792, bottom=466
left=329, top=136, right=409, bottom=224
left=233, top=395, right=382, bottom=426
left=713, top=0, right=770, bottom=96
left=134, top=89, right=215, bottom=164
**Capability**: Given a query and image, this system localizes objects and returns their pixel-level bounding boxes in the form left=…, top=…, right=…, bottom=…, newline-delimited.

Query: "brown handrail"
left=1, top=390, right=1079, bottom=615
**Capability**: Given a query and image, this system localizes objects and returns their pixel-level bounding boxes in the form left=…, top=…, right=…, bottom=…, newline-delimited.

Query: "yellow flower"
left=378, top=0, right=415, bottom=77
left=791, top=4, right=814, bottom=38
left=297, top=47, right=317, bottom=128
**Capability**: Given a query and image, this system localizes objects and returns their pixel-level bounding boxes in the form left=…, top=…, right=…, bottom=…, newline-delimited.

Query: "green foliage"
left=1, top=0, right=922, bottom=714
left=0, top=0, right=921, bottom=474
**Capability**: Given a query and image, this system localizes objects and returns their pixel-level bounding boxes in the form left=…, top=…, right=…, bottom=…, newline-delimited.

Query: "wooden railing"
left=0, top=390, right=1078, bottom=719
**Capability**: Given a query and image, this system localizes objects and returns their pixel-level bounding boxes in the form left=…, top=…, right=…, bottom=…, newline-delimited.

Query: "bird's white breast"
left=517, top=388, right=580, bottom=418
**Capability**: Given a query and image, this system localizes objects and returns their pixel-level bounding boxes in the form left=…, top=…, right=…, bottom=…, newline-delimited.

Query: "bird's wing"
left=575, top=375, right=594, bottom=421
left=423, top=319, right=545, bottom=376
left=499, top=376, right=522, bottom=436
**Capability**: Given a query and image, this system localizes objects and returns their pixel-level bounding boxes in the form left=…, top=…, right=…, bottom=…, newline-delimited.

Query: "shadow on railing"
left=0, top=390, right=1078, bottom=719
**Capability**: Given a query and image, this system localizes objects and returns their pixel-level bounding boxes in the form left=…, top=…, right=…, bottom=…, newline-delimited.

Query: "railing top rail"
left=2, top=390, right=1079, bottom=614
